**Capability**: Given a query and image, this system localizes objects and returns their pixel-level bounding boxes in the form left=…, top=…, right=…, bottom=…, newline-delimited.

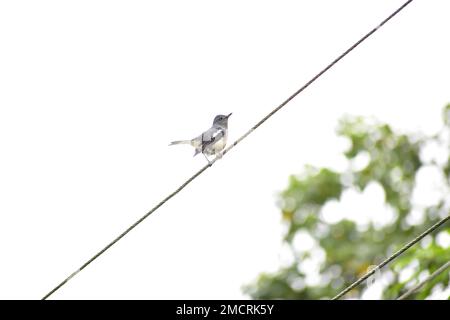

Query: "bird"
left=169, top=113, right=232, bottom=162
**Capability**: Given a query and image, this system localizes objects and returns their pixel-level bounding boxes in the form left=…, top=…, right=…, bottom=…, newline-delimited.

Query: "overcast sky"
left=1, top=0, right=449, bottom=299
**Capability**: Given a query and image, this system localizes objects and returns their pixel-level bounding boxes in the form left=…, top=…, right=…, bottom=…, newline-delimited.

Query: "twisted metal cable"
left=397, top=260, right=450, bottom=300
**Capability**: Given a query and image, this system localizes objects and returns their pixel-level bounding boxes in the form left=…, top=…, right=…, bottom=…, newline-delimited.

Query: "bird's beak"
left=227, top=113, right=232, bottom=118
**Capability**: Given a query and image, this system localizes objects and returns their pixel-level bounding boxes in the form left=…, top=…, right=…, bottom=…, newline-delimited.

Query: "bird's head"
left=213, top=113, right=232, bottom=127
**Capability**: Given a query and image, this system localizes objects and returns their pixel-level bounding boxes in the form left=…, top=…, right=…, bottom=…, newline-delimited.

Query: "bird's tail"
left=169, top=140, right=191, bottom=146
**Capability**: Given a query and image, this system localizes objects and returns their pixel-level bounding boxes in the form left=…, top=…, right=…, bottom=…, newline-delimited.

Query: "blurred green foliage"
left=245, top=105, right=450, bottom=300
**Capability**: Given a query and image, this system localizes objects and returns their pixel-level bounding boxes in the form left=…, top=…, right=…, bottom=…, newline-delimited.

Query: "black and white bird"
left=169, top=113, right=232, bottom=162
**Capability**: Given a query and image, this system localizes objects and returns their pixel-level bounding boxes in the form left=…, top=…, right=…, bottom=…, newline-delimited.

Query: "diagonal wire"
left=397, top=260, right=450, bottom=300
left=332, top=215, right=450, bottom=300
left=42, top=0, right=415, bottom=300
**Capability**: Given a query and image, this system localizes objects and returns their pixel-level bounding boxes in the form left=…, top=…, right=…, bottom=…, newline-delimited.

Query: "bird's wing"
left=191, top=127, right=225, bottom=156
left=191, top=128, right=216, bottom=148
left=202, top=127, right=224, bottom=145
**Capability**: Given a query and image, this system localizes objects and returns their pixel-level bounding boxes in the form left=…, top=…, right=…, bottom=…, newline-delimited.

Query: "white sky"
left=1, top=0, right=449, bottom=299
